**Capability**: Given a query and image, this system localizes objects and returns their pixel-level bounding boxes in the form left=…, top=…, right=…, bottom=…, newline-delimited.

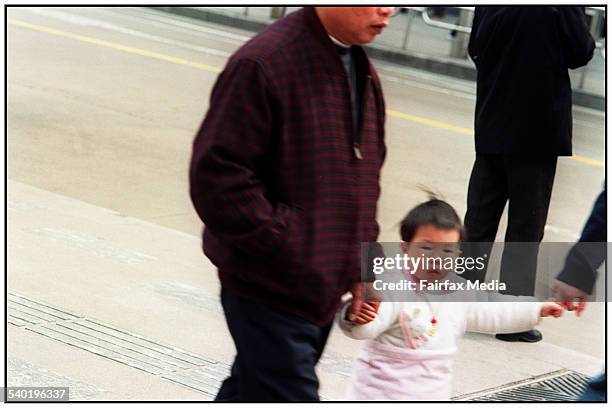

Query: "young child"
left=338, top=197, right=564, bottom=401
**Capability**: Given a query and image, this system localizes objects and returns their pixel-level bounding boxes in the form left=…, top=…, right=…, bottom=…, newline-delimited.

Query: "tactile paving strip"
left=8, top=292, right=230, bottom=398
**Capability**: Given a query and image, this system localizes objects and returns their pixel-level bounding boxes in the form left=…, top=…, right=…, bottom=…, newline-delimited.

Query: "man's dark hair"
left=400, top=191, right=465, bottom=242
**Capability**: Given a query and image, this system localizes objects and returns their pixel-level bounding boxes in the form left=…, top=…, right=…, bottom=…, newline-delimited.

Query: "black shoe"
left=495, top=329, right=542, bottom=343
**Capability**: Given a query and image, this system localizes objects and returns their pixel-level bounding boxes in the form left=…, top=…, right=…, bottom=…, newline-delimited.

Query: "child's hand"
left=347, top=301, right=380, bottom=325
left=540, top=302, right=564, bottom=318
left=553, top=279, right=588, bottom=317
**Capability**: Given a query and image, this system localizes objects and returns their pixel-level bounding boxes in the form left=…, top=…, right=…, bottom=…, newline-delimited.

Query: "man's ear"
left=400, top=241, right=410, bottom=254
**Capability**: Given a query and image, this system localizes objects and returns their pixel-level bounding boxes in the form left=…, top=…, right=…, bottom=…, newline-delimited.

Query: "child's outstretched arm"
left=464, top=302, right=563, bottom=334
left=337, top=300, right=399, bottom=340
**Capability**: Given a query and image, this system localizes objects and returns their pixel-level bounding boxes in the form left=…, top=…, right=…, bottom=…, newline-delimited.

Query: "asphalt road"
left=6, top=6, right=607, bottom=400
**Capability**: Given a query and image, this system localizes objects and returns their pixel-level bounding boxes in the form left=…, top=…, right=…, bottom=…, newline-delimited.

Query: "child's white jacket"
left=338, top=299, right=542, bottom=401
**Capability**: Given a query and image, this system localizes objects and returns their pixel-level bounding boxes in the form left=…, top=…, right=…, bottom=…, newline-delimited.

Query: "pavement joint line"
left=8, top=291, right=232, bottom=396
left=9, top=291, right=84, bottom=319
left=51, top=322, right=197, bottom=370
left=66, top=320, right=205, bottom=363
left=24, top=322, right=202, bottom=372
left=8, top=305, right=58, bottom=323
left=79, top=317, right=217, bottom=364
left=8, top=302, right=72, bottom=321
left=9, top=18, right=603, bottom=169
left=24, top=324, right=171, bottom=371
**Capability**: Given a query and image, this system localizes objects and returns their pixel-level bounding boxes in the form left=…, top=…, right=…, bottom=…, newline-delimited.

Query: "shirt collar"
left=328, top=34, right=351, bottom=48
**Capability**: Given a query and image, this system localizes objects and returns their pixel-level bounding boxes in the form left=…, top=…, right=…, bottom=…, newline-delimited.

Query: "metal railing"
left=401, top=7, right=605, bottom=38
left=396, top=6, right=605, bottom=89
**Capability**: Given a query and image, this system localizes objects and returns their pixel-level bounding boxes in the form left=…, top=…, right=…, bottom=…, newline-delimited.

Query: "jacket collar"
left=300, top=7, right=354, bottom=76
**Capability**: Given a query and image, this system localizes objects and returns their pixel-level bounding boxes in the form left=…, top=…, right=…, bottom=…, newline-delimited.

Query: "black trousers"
left=215, top=288, right=332, bottom=402
left=462, top=153, right=557, bottom=295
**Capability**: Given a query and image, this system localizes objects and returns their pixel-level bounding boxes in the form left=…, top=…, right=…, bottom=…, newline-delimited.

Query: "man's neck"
left=315, top=7, right=353, bottom=46
left=329, top=34, right=350, bottom=48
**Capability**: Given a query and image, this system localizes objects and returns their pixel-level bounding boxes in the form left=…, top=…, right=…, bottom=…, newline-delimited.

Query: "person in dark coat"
left=461, top=7, right=595, bottom=343
left=189, top=7, right=394, bottom=401
left=554, top=187, right=606, bottom=310
left=554, top=187, right=606, bottom=401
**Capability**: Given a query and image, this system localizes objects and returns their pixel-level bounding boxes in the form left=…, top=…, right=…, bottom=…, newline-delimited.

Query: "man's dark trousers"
left=462, top=153, right=557, bottom=295
left=215, top=289, right=332, bottom=401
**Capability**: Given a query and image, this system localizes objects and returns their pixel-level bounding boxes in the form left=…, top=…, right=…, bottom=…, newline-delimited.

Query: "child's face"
left=400, top=224, right=461, bottom=282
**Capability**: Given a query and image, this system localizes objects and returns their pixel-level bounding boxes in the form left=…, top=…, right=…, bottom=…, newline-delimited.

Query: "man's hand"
left=540, top=302, right=564, bottom=318
left=553, top=279, right=589, bottom=317
left=348, top=282, right=380, bottom=324
left=347, top=301, right=380, bottom=325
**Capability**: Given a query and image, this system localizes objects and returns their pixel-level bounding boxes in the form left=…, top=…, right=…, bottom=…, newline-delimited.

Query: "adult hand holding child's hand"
left=347, top=301, right=380, bottom=325
left=553, top=279, right=588, bottom=317
left=348, top=282, right=381, bottom=324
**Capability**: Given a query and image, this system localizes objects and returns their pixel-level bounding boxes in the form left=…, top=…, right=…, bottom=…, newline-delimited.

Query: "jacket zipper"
left=353, top=74, right=372, bottom=161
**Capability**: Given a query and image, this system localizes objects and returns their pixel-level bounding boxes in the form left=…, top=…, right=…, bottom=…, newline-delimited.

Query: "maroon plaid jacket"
left=189, top=7, right=386, bottom=326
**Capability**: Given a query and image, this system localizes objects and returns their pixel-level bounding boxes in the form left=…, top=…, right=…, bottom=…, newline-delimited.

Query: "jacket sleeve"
left=556, top=188, right=606, bottom=293
left=556, top=7, right=596, bottom=69
left=464, top=302, right=541, bottom=334
left=189, top=57, right=293, bottom=259
left=337, top=301, right=398, bottom=340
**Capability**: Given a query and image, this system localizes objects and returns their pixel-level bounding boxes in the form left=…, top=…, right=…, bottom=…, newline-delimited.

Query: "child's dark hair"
left=400, top=190, right=465, bottom=242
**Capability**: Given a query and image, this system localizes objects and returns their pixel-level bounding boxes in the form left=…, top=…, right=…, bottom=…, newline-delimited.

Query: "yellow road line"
left=569, top=155, right=605, bottom=167
left=8, top=19, right=222, bottom=74
left=386, top=109, right=474, bottom=136
left=386, top=109, right=604, bottom=168
left=9, top=18, right=604, bottom=169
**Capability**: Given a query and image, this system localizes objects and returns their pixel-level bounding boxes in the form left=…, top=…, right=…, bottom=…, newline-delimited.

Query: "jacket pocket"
left=274, top=205, right=307, bottom=279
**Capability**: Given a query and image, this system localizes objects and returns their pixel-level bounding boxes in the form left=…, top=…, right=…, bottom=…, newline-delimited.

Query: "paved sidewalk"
left=7, top=180, right=605, bottom=401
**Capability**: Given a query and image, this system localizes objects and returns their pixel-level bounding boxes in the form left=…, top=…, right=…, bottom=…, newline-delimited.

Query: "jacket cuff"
left=556, top=245, right=598, bottom=294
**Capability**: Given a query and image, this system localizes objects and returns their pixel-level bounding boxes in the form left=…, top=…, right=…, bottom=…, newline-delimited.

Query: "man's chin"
left=355, top=35, right=376, bottom=46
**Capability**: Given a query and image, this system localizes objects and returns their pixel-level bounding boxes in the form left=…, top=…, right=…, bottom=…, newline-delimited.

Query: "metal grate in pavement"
left=8, top=292, right=231, bottom=397
left=458, top=370, right=591, bottom=401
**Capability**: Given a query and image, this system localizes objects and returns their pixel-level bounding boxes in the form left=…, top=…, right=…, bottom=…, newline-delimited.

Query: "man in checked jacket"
left=189, top=7, right=394, bottom=401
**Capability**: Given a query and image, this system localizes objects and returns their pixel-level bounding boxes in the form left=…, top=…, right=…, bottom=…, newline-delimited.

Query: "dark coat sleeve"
left=189, top=57, right=293, bottom=259
left=555, top=7, right=596, bottom=69
left=556, top=188, right=606, bottom=293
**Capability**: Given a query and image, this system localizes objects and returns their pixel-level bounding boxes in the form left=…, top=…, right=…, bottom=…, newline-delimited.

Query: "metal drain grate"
left=460, top=370, right=591, bottom=401
left=8, top=292, right=231, bottom=397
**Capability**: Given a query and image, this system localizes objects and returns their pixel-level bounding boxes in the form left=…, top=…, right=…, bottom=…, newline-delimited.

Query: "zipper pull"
left=353, top=143, right=363, bottom=160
